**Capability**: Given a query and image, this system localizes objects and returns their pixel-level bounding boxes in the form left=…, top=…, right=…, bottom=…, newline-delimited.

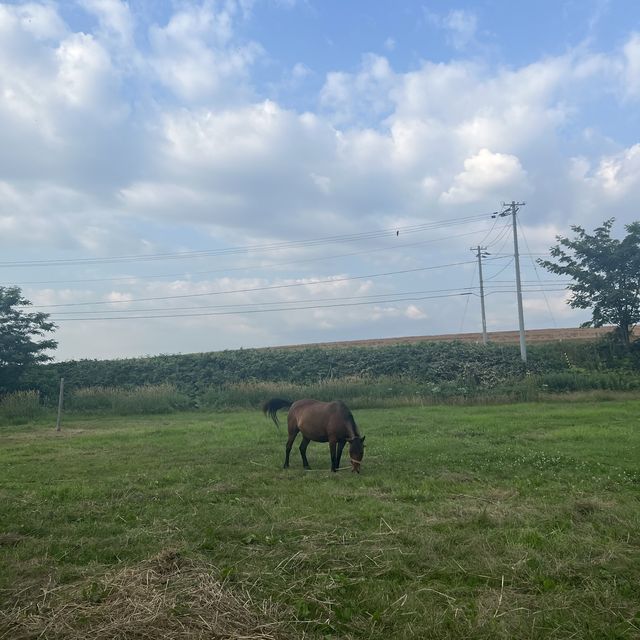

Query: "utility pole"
left=471, top=245, right=490, bottom=344
left=56, top=377, right=64, bottom=432
left=494, top=201, right=527, bottom=363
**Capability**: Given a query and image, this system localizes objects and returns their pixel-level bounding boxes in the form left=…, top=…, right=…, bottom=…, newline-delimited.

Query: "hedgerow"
left=17, top=337, right=638, bottom=405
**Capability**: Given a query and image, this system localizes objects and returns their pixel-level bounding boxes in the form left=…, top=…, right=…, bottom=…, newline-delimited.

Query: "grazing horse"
left=262, top=398, right=366, bottom=473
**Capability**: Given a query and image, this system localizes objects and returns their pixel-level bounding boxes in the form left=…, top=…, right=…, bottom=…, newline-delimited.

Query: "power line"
left=485, top=257, right=514, bottom=281
left=458, top=259, right=477, bottom=334
left=3, top=226, right=492, bottom=287
left=50, top=283, right=572, bottom=323
left=51, top=291, right=473, bottom=322
left=517, top=217, right=559, bottom=328
left=0, top=213, right=495, bottom=269
left=31, top=258, right=508, bottom=309
left=483, top=221, right=512, bottom=249
left=46, top=282, right=569, bottom=317
left=495, top=201, right=527, bottom=362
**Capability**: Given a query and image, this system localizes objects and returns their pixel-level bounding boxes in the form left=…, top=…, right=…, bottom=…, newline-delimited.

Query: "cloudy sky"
left=1, top=0, right=639, bottom=360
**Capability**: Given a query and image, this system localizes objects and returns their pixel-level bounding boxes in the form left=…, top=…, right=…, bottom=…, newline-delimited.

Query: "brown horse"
left=262, top=398, right=366, bottom=473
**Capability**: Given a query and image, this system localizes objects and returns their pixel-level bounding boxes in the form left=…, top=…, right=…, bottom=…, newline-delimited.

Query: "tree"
left=538, top=219, right=640, bottom=348
left=0, top=286, right=57, bottom=393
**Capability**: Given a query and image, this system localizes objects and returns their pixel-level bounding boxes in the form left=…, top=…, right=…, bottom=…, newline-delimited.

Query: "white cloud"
left=1, top=3, right=639, bottom=357
left=440, top=149, right=529, bottom=205
left=426, top=8, right=479, bottom=51
left=572, top=143, right=640, bottom=207
left=80, top=0, right=134, bottom=47
left=320, top=54, right=396, bottom=124
left=0, top=2, right=67, bottom=40
left=622, top=32, right=640, bottom=98
left=291, top=62, right=311, bottom=79
left=405, top=304, right=427, bottom=320
left=55, top=33, right=115, bottom=108
left=148, top=1, right=262, bottom=103
left=443, top=9, right=478, bottom=50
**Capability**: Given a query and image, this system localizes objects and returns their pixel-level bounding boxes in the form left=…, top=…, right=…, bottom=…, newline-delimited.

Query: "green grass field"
left=1, top=401, right=640, bottom=639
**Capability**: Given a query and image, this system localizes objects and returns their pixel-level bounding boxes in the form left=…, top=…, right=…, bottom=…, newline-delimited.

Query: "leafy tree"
left=538, top=219, right=640, bottom=348
left=0, top=286, right=57, bottom=393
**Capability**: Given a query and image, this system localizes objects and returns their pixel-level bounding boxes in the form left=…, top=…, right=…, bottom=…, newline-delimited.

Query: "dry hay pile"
left=2, top=550, right=291, bottom=640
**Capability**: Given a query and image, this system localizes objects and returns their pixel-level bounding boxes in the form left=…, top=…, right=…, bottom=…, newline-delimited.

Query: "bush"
left=537, top=370, right=640, bottom=393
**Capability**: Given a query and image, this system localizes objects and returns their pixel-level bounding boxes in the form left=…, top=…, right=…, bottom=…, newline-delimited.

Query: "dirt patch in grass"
left=1, top=549, right=292, bottom=640
left=0, top=533, right=30, bottom=547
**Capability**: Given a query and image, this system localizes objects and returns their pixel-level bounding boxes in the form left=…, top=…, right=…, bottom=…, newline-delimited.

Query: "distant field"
left=2, top=402, right=640, bottom=639
left=273, top=325, right=635, bottom=350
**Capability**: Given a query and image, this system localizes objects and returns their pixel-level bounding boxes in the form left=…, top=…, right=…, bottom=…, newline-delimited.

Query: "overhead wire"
left=49, top=282, right=572, bottom=322
left=3, top=226, right=493, bottom=287
left=517, top=217, right=560, bottom=327
left=46, top=281, right=567, bottom=317
left=10, top=207, right=570, bottom=328
left=458, top=261, right=477, bottom=333
left=50, top=291, right=475, bottom=322
left=0, top=213, right=495, bottom=269
left=30, top=258, right=512, bottom=309
left=484, top=221, right=512, bottom=249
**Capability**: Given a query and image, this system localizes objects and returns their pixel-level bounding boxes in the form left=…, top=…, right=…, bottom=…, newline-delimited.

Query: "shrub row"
left=21, top=339, right=627, bottom=404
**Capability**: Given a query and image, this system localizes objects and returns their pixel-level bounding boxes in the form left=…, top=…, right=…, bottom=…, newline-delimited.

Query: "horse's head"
left=348, top=435, right=365, bottom=473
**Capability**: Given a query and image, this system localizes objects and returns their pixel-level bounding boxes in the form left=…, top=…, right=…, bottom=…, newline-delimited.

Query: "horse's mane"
left=335, top=401, right=360, bottom=439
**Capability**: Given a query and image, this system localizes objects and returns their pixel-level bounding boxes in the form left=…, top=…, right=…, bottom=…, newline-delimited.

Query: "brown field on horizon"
left=272, top=325, right=637, bottom=350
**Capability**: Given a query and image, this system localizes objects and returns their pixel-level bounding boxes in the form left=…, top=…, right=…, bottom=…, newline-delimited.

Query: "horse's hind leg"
left=284, top=416, right=299, bottom=469
left=299, top=436, right=311, bottom=469
left=283, top=429, right=298, bottom=468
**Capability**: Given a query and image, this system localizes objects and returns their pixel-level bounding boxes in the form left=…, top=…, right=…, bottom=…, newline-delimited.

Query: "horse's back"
left=291, top=398, right=349, bottom=419
left=290, top=398, right=357, bottom=441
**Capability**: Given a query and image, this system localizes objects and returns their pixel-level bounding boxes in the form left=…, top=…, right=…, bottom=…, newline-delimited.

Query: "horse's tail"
left=262, top=398, right=293, bottom=427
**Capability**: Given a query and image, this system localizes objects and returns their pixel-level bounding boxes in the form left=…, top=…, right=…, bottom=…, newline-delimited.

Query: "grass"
left=1, top=401, right=640, bottom=638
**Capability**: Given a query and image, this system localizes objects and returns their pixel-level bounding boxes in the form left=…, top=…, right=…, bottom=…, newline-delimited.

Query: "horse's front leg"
left=336, top=440, right=346, bottom=469
left=329, top=440, right=338, bottom=472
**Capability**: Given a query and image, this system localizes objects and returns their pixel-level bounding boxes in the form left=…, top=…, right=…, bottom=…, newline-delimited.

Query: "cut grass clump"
left=3, top=549, right=291, bottom=640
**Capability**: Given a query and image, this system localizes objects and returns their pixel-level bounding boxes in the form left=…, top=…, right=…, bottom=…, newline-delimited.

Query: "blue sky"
left=1, top=0, right=639, bottom=359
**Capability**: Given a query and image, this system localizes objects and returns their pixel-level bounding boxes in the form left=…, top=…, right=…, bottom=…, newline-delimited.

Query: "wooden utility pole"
left=471, top=245, right=490, bottom=344
left=56, top=378, right=64, bottom=432
left=495, top=201, right=527, bottom=363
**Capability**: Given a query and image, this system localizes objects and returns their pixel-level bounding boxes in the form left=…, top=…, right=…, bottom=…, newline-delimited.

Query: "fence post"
left=56, top=378, right=64, bottom=432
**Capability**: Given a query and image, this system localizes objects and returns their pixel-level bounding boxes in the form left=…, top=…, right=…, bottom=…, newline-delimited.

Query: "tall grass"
left=5, top=371, right=640, bottom=421
left=66, top=383, right=189, bottom=415
left=198, top=371, right=640, bottom=410
left=197, top=376, right=482, bottom=410
left=198, top=376, right=416, bottom=410
left=536, top=369, right=640, bottom=392
left=0, top=390, right=42, bottom=423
